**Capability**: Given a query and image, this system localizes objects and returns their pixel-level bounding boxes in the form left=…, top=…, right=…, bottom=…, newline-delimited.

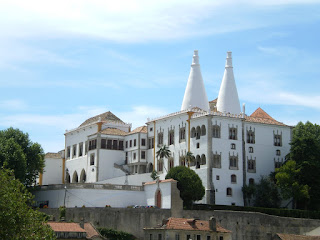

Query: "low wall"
left=40, top=208, right=320, bottom=240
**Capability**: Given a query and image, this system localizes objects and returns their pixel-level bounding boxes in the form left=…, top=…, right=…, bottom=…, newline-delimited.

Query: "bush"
left=97, top=227, right=135, bottom=240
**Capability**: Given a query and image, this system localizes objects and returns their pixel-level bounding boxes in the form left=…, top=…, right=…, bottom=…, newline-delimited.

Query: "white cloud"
left=0, top=99, right=28, bottom=110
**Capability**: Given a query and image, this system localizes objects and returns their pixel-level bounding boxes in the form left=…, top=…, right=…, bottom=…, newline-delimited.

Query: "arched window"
left=191, top=127, right=196, bottom=138
left=66, top=171, right=70, bottom=183
left=168, top=158, right=174, bottom=170
left=72, top=171, right=78, bottom=183
left=180, top=156, right=186, bottom=166
left=80, top=169, right=86, bottom=183
left=227, top=187, right=232, bottom=196
left=201, top=125, right=206, bottom=136
left=157, top=159, right=163, bottom=172
left=196, top=155, right=201, bottom=169
left=201, top=154, right=206, bottom=165
left=196, top=126, right=201, bottom=139
left=249, top=178, right=255, bottom=185
left=231, top=143, right=236, bottom=150
left=231, top=174, right=237, bottom=183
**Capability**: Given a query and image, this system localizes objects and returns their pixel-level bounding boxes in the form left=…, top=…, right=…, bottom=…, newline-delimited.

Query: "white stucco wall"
left=42, top=157, right=63, bottom=185
left=144, top=181, right=173, bottom=209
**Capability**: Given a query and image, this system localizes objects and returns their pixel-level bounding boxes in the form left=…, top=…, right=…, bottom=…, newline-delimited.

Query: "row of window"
left=149, top=233, right=223, bottom=240
left=125, top=151, right=146, bottom=163
left=125, top=138, right=146, bottom=148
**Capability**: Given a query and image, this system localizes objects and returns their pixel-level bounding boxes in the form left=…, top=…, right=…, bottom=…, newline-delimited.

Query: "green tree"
left=0, top=168, right=56, bottom=239
left=0, top=127, right=44, bottom=186
left=185, top=151, right=195, bottom=168
left=156, top=145, right=171, bottom=160
left=276, top=160, right=310, bottom=209
left=242, top=184, right=255, bottom=206
left=254, top=176, right=282, bottom=208
left=165, top=166, right=205, bottom=208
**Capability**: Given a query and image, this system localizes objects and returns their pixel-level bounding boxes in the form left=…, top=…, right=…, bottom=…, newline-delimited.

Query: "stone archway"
left=80, top=169, right=86, bottom=183
left=72, top=171, right=78, bottom=183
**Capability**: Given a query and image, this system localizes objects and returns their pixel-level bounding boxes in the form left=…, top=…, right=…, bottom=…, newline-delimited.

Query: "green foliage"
left=0, top=127, right=44, bottom=186
left=185, top=151, right=195, bottom=167
left=150, top=170, right=159, bottom=180
left=97, top=227, right=136, bottom=240
left=156, top=145, right=171, bottom=159
left=59, top=206, right=66, bottom=220
left=242, top=184, right=256, bottom=206
left=276, top=160, right=310, bottom=208
left=283, top=121, right=320, bottom=210
left=253, top=176, right=282, bottom=208
left=0, top=168, right=56, bottom=239
left=165, top=166, right=205, bottom=208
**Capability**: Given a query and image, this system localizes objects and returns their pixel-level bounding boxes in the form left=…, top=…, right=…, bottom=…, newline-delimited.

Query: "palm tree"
left=156, top=145, right=171, bottom=172
left=185, top=151, right=195, bottom=168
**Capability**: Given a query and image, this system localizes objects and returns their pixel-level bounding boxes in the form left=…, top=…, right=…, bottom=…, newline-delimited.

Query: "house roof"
left=128, top=126, right=147, bottom=135
left=79, top=111, right=124, bottom=127
left=100, top=128, right=127, bottom=136
left=276, top=233, right=320, bottom=240
left=45, top=152, right=61, bottom=159
left=47, top=222, right=102, bottom=239
left=47, top=222, right=86, bottom=233
left=245, top=107, right=287, bottom=126
left=149, top=217, right=231, bottom=233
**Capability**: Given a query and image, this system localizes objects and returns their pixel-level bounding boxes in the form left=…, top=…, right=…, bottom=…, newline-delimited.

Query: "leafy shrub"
left=97, top=227, right=135, bottom=240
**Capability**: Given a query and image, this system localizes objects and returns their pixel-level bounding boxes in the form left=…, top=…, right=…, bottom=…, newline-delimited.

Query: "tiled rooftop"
left=79, top=111, right=124, bottom=127
left=153, top=217, right=231, bottom=233
left=45, top=152, right=61, bottom=158
left=245, top=107, right=287, bottom=126
left=47, top=222, right=86, bottom=233
left=100, top=127, right=127, bottom=136
left=128, top=126, right=147, bottom=135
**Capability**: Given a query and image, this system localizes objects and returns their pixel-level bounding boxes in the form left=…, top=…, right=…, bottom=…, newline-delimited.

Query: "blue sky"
left=0, top=0, right=319, bottom=153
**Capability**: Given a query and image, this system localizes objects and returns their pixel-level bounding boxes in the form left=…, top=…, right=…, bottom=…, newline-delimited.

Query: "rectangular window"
left=212, top=125, right=221, bottom=138
left=125, top=152, right=128, bottom=164
left=150, top=127, right=153, bottom=132
left=126, top=141, right=128, bottom=148
left=229, top=127, right=237, bottom=140
left=148, top=138, right=154, bottom=149
left=141, top=151, right=146, bottom=159
left=213, top=154, right=221, bottom=168
left=133, top=152, right=136, bottom=160
left=89, top=139, right=97, bottom=150
left=107, top=140, right=112, bottom=149
left=274, top=134, right=282, bottom=146
left=179, top=127, right=186, bottom=142
left=158, top=132, right=163, bottom=146
left=168, top=130, right=174, bottom=145
left=248, top=159, right=256, bottom=173
left=130, top=140, right=132, bottom=147
left=119, top=141, right=124, bottom=150
left=206, top=236, right=211, bottom=240
left=229, top=156, right=238, bottom=170
left=113, top=140, right=118, bottom=150
left=150, top=234, right=153, bottom=240
left=79, top=142, right=83, bottom=156
left=196, top=235, right=201, bottom=240
left=85, top=141, right=88, bottom=155
left=247, top=129, right=255, bottom=144
left=187, top=235, right=191, bottom=240
left=101, top=139, right=106, bottom=149
left=66, top=146, right=71, bottom=159
left=158, top=234, right=162, bottom=240
left=72, top=144, right=77, bottom=158
left=90, top=154, right=95, bottom=165
left=141, top=138, right=146, bottom=146
left=134, top=139, right=136, bottom=147
left=175, top=234, right=180, bottom=240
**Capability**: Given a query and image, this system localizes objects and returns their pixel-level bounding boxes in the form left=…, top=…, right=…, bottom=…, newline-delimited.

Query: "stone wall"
left=41, top=208, right=320, bottom=240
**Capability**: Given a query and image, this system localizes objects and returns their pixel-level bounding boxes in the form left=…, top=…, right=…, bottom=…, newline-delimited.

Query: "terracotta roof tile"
left=160, top=217, right=231, bottom=233
left=128, top=126, right=147, bottom=135
left=245, top=107, right=287, bottom=126
left=100, top=128, right=127, bottom=136
left=45, top=152, right=61, bottom=159
left=79, top=111, right=124, bottom=127
left=209, top=98, right=218, bottom=104
left=47, top=222, right=86, bottom=233
left=84, top=223, right=101, bottom=239
left=277, top=233, right=320, bottom=240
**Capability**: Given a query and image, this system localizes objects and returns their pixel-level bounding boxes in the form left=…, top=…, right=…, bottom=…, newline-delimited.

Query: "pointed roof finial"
left=181, top=50, right=209, bottom=112
left=216, top=51, right=241, bottom=114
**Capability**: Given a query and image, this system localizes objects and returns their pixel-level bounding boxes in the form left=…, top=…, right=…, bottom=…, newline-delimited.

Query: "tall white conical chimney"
left=216, top=52, right=241, bottom=114
left=181, top=50, right=209, bottom=111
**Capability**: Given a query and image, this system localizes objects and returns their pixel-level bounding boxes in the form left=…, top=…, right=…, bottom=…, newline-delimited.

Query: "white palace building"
left=36, top=51, right=291, bottom=208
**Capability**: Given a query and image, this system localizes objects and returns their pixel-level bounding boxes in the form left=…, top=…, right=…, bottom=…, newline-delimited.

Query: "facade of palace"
left=39, top=50, right=291, bottom=207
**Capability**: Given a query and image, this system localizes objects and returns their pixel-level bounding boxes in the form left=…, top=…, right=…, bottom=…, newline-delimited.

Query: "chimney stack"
left=209, top=216, right=216, bottom=231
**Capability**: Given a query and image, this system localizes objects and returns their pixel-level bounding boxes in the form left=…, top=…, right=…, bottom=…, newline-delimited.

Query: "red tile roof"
left=277, top=233, right=320, bottom=240
left=45, top=152, right=61, bottom=159
left=84, top=223, right=101, bottom=239
left=47, top=222, right=86, bottom=233
left=100, top=127, right=127, bottom=136
left=128, top=126, right=147, bottom=135
left=246, top=107, right=287, bottom=126
left=80, top=111, right=124, bottom=127
left=160, top=217, right=231, bottom=233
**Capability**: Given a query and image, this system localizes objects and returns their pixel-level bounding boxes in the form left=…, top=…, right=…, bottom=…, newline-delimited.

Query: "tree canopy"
left=165, top=166, right=205, bottom=207
left=0, top=168, right=55, bottom=239
left=275, top=121, right=320, bottom=210
left=253, top=176, right=282, bottom=208
left=0, top=127, right=44, bottom=186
